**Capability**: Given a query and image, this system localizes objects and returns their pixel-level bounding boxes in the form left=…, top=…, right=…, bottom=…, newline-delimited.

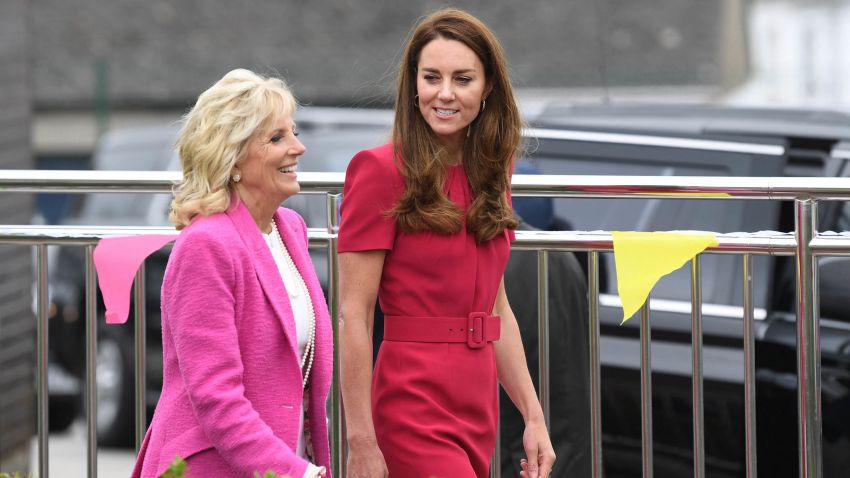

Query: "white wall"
left=726, top=0, right=850, bottom=108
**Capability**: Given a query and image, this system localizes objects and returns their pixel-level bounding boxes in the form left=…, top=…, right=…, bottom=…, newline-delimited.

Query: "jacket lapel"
left=225, top=201, right=300, bottom=365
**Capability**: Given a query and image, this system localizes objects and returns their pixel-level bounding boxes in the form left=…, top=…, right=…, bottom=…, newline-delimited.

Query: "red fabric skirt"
left=372, top=341, right=498, bottom=478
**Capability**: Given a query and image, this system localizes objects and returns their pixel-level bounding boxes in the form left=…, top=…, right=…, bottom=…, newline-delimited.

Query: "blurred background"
left=2, top=0, right=850, bottom=474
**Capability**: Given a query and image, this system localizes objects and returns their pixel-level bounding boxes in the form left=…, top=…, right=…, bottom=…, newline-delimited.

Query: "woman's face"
left=235, top=114, right=306, bottom=206
left=415, top=37, right=489, bottom=150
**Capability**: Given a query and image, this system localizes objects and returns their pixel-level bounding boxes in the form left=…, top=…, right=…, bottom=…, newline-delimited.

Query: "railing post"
left=588, top=251, right=603, bottom=478
left=794, top=199, right=822, bottom=478
left=327, top=193, right=345, bottom=477
left=86, top=245, right=98, bottom=478
left=134, top=264, right=147, bottom=452
left=640, top=301, right=653, bottom=478
left=742, top=254, right=757, bottom=478
left=36, top=244, right=50, bottom=478
left=691, top=256, right=705, bottom=478
left=537, top=250, right=550, bottom=430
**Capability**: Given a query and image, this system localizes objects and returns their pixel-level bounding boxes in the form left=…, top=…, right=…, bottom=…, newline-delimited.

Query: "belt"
left=383, top=312, right=501, bottom=349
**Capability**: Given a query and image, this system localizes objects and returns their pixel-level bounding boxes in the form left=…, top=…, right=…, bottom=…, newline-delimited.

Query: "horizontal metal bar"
left=0, top=225, right=180, bottom=244
left=0, top=226, right=839, bottom=257
left=810, top=235, right=850, bottom=255
left=0, top=170, right=179, bottom=193
left=5, top=170, right=850, bottom=199
left=6, top=226, right=850, bottom=259
left=0, top=170, right=345, bottom=194
left=0, top=225, right=315, bottom=244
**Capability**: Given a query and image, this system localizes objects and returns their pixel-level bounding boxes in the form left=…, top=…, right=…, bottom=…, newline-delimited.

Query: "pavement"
left=29, top=419, right=136, bottom=477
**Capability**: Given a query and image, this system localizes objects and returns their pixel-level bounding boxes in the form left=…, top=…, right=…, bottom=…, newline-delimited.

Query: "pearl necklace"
left=270, top=222, right=316, bottom=390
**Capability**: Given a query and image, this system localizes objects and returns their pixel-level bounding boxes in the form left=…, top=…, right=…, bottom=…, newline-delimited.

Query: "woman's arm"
left=493, top=277, right=556, bottom=478
left=339, top=250, right=389, bottom=478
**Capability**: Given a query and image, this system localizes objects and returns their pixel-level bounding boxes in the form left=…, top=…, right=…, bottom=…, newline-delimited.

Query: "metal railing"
left=2, top=170, right=846, bottom=478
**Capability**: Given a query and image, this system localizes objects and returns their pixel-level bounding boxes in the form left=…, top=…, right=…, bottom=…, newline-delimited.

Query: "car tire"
left=48, top=396, right=79, bottom=432
left=96, top=326, right=135, bottom=447
left=47, top=360, right=82, bottom=432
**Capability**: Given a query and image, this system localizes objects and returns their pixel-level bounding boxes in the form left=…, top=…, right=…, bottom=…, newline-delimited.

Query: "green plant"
left=159, top=456, right=291, bottom=478
left=255, top=471, right=289, bottom=478
left=159, top=457, right=187, bottom=478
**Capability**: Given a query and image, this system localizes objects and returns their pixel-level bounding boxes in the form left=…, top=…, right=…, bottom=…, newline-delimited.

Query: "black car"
left=524, top=103, right=850, bottom=477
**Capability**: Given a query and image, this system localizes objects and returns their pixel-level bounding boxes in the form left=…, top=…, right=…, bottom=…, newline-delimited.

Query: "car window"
left=525, top=135, right=782, bottom=306
left=75, top=126, right=178, bottom=225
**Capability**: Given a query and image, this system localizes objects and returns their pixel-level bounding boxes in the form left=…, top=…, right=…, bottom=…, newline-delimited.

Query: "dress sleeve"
left=338, top=148, right=401, bottom=252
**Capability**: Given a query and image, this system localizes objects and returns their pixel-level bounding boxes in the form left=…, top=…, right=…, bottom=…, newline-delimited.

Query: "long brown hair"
left=391, top=8, right=521, bottom=243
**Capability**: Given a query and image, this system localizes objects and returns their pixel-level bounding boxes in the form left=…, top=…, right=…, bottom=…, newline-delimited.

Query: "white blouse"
left=262, top=230, right=309, bottom=459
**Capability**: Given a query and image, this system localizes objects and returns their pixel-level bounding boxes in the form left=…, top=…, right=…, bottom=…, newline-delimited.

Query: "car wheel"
left=47, top=360, right=82, bottom=432
left=96, top=327, right=135, bottom=447
left=48, top=397, right=80, bottom=432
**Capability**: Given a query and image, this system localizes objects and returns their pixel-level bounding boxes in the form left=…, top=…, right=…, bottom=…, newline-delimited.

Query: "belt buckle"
left=467, top=312, right=487, bottom=349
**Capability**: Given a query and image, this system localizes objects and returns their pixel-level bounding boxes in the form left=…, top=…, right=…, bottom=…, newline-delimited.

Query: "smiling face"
left=416, top=37, right=489, bottom=154
left=233, top=114, right=306, bottom=209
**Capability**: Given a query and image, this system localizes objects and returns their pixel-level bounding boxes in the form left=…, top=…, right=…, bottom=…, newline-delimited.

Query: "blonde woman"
left=131, top=69, right=332, bottom=478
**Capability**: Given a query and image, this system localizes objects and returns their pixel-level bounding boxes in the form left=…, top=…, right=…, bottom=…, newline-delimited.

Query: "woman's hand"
left=303, top=463, right=327, bottom=478
left=519, top=417, right=556, bottom=478
left=346, top=436, right=388, bottom=478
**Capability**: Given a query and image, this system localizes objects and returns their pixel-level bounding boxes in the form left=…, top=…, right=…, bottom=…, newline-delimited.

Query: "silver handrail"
left=1, top=170, right=841, bottom=478
left=4, top=170, right=850, bottom=199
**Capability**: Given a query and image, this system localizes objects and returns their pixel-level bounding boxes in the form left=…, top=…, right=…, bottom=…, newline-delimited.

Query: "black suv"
left=525, top=103, right=850, bottom=477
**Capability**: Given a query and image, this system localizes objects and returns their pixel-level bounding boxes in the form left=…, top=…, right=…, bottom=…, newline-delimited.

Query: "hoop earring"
left=414, top=95, right=420, bottom=108
left=481, top=99, right=486, bottom=111
left=467, top=124, right=471, bottom=138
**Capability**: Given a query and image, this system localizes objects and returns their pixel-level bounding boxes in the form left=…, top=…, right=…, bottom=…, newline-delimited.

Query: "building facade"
left=0, top=0, right=35, bottom=473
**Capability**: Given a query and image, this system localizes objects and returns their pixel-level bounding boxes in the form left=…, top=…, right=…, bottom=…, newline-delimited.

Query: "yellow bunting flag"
left=612, top=231, right=718, bottom=324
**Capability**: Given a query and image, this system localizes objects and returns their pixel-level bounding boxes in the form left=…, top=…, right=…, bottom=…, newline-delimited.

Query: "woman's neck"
left=439, top=137, right=464, bottom=166
left=235, top=187, right=277, bottom=234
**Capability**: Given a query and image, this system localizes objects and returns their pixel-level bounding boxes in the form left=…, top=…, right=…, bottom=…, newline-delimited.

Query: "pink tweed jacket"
left=131, top=201, right=333, bottom=478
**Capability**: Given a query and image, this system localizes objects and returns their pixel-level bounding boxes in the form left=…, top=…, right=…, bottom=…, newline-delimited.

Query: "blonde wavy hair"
left=169, top=68, right=297, bottom=229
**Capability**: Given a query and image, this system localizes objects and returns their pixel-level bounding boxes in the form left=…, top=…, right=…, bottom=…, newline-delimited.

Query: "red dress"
left=338, top=143, right=514, bottom=478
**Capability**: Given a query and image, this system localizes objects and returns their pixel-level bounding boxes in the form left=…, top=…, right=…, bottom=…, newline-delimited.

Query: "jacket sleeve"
left=162, top=229, right=310, bottom=478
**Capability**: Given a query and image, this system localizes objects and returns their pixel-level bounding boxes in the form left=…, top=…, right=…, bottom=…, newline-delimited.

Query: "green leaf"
left=160, top=456, right=188, bottom=478
left=254, top=471, right=290, bottom=478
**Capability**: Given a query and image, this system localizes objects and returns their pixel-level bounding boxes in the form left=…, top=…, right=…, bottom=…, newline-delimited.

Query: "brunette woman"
left=338, top=9, right=556, bottom=478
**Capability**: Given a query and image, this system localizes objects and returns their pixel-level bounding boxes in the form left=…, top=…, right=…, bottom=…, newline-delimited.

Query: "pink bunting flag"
left=93, top=234, right=179, bottom=324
